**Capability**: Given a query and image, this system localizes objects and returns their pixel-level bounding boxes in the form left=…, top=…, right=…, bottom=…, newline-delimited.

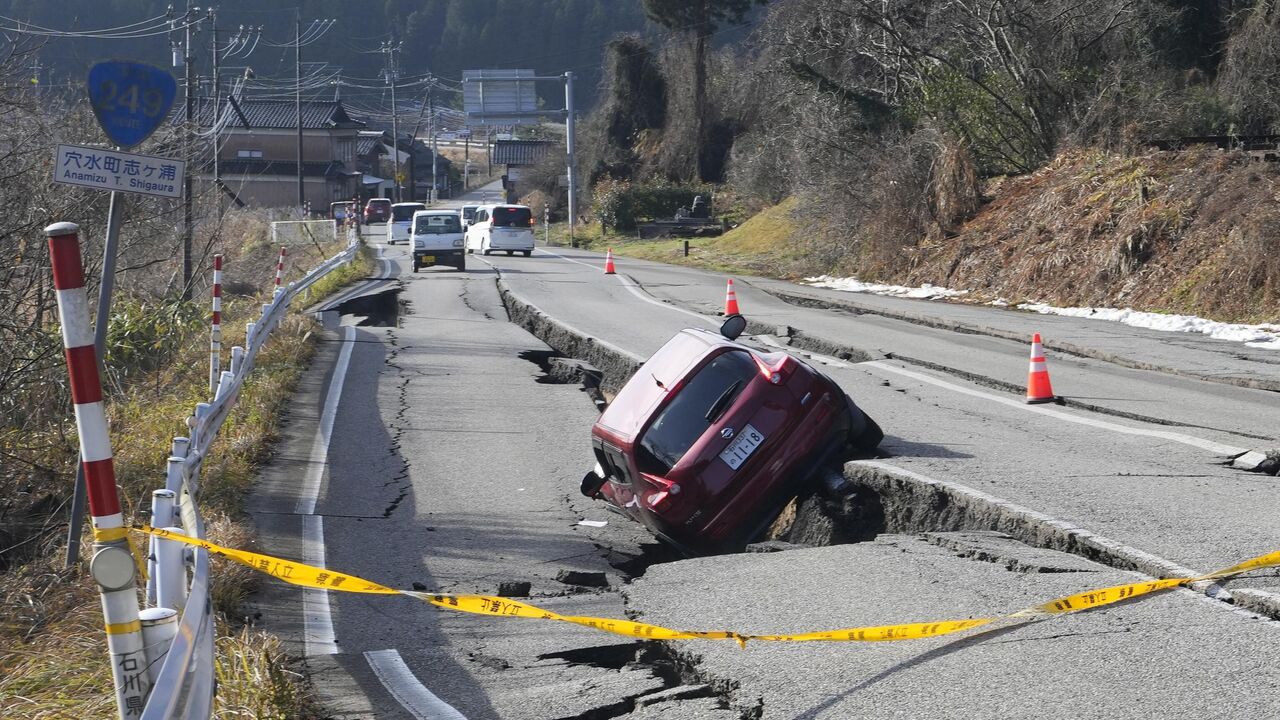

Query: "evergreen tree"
left=639, top=0, right=765, bottom=180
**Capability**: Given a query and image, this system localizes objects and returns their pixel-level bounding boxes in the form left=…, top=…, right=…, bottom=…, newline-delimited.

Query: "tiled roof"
left=356, top=136, right=385, bottom=156
left=493, top=140, right=554, bottom=166
left=179, top=98, right=365, bottom=130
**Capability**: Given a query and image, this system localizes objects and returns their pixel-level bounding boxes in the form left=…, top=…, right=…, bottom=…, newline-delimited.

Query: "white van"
left=460, top=204, right=479, bottom=231
left=411, top=210, right=466, bottom=272
left=465, top=204, right=535, bottom=257
left=387, top=202, right=426, bottom=245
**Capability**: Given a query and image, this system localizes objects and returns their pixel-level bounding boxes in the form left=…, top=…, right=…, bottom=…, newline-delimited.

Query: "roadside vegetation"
left=520, top=0, right=1280, bottom=325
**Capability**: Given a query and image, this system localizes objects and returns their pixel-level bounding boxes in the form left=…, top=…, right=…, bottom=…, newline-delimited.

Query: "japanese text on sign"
left=53, top=144, right=185, bottom=199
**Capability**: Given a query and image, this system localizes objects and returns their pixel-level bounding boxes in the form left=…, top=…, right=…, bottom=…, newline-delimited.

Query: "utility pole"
left=295, top=9, right=304, bottom=211
left=383, top=41, right=403, bottom=203
left=209, top=7, right=221, bottom=221
left=182, top=4, right=197, bottom=299
left=565, top=71, right=577, bottom=247
left=429, top=90, right=437, bottom=202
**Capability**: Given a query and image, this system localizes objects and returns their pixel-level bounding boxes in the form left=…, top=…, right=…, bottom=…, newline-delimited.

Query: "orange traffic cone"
left=724, top=278, right=741, bottom=316
left=1025, top=333, right=1056, bottom=404
left=604, top=248, right=616, bottom=275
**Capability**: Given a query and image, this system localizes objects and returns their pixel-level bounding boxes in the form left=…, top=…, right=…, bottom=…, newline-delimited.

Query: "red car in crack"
left=581, top=315, right=882, bottom=553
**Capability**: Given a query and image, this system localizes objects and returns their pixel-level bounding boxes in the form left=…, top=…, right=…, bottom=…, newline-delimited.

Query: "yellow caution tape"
left=134, top=526, right=1280, bottom=646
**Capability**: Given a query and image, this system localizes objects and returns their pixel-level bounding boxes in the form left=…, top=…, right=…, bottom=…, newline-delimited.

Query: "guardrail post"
left=210, top=254, right=222, bottom=396
left=146, top=489, right=177, bottom=605
left=275, top=245, right=287, bottom=288
left=45, top=221, right=151, bottom=717
left=155, top=526, right=188, bottom=613
left=138, top=607, right=178, bottom=686
left=216, top=370, right=235, bottom=402
left=230, top=345, right=245, bottom=375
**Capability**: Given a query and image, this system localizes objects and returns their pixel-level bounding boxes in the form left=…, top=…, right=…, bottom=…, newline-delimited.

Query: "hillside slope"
left=903, top=148, right=1280, bottom=323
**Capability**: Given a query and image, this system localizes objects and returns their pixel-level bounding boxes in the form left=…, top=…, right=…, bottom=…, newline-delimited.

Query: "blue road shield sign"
left=87, top=61, right=177, bottom=149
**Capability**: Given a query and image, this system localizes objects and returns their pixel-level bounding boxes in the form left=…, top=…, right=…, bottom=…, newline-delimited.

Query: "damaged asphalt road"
left=246, top=209, right=1280, bottom=719
left=248, top=234, right=734, bottom=719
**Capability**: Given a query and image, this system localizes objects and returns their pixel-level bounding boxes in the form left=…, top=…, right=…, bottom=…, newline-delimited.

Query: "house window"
left=236, top=149, right=263, bottom=158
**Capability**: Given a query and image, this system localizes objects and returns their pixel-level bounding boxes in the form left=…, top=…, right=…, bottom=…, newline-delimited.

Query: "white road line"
left=534, top=248, right=719, bottom=326
left=365, top=650, right=468, bottom=720
left=302, top=515, right=338, bottom=655
left=295, top=325, right=354, bottom=657
left=297, top=325, right=356, bottom=515
left=862, top=360, right=1249, bottom=456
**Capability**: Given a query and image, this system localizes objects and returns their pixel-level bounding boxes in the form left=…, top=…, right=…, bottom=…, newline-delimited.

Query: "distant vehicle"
left=460, top=204, right=479, bottom=230
left=465, top=204, right=535, bottom=257
left=581, top=315, right=882, bottom=554
left=363, top=198, right=392, bottom=224
left=329, top=201, right=354, bottom=226
left=387, top=202, right=427, bottom=245
left=411, top=210, right=465, bottom=272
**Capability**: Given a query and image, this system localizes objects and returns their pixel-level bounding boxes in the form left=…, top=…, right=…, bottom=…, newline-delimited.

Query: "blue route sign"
left=87, top=61, right=177, bottom=149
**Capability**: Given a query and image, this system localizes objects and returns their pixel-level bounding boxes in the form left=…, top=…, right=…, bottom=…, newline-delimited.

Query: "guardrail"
left=141, top=224, right=360, bottom=720
left=49, top=221, right=360, bottom=720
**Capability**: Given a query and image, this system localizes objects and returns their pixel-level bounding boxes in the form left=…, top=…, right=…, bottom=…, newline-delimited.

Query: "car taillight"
left=752, top=353, right=793, bottom=384
left=640, top=473, right=681, bottom=510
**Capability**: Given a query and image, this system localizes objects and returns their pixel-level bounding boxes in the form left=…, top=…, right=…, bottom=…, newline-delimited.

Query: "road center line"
left=365, top=649, right=468, bottom=720
left=862, top=360, right=1249, bottom=456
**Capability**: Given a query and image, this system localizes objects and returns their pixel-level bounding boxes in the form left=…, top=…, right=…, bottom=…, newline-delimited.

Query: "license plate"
left=421, top=255, right=434, bottom=263
left=719, top=424, right=764, bottom=470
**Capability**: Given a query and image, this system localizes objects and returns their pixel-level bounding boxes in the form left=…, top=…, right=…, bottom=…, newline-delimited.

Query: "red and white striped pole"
left=210, top=254, right=223, bottom=396
left=274, top=246, right=287, bottom=288
left=46, top=222, right=151, bottom=717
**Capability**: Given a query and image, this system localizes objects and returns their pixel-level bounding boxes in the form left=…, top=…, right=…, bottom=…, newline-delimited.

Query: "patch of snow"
left=989, top=298, right=1010, bottom=307
left=1017, top=303, right=1280, bottom=350
left=806, top=275, right=970, bottom=300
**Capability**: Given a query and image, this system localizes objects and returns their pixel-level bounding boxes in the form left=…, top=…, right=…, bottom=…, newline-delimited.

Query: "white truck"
left=411, top=210, right=466, bottom=272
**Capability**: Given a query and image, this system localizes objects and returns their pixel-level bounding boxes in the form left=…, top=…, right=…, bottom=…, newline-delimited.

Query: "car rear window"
left=415, top=215, right=461, bottom=234
left=462, top=207, right=477, bottom=220
left=492, top=207, right=532, bottom=227
left=636, top=350, right=757, bottom=475
left=393, top=204, right=426, bottom=222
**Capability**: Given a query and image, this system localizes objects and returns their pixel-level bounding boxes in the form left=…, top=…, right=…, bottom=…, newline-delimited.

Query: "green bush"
left=592, top=179, right=704, bottom=232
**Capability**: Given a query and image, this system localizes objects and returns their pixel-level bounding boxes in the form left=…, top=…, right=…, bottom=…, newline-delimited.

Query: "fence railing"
left=43, top=220, right=361, bottom=720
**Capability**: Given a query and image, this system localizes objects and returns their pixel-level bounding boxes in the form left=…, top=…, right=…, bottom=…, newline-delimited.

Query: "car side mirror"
left=581, top=469, right=607, bottom=498
left=720, top=314, right=747, bottom=340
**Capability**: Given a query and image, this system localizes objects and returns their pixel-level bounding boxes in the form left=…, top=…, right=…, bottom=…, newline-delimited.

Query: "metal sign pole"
left=65, top=190, right=123, bottom=567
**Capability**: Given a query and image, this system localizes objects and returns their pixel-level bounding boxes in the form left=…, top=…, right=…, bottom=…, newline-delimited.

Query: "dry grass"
left=900, top=148, right=1280, bottom=320
left=0, top=239, right=372, bottom=719
left=578, top=197, right=804, bottom=277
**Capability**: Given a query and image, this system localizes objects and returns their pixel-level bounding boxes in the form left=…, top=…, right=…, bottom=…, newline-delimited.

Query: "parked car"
left=387, top=202, right=427, bottom=244
left=460, top=204, right=479, bottom=230
left=411, top=210, right=466, bottom=272
left=363, top=197, right=392, bottom=224
left=465, top=204, right=535, bottom=257
left=580, top=315, right=882, bottom=554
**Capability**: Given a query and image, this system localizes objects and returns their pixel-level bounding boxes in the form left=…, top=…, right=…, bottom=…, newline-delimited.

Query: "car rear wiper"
left=705, top=380, right=743, bottom=423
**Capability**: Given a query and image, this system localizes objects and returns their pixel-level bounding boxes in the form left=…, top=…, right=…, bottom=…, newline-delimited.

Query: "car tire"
left=456, top=257, right=466, bottom=271
left=506, top=250, right=514, bottom=256
left=844, top=395, right=883, bottom=453
left=522, top=250, right=532, bottom=257
left=412, top=264, right=418, bottom=273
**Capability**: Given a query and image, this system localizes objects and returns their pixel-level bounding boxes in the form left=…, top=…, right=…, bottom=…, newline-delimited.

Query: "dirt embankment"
left=902, top=148, right=1280, bottom=323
